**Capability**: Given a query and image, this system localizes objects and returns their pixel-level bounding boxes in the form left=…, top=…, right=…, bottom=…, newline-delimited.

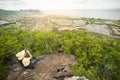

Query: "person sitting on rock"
left=16, top=50, right=43, bottom=69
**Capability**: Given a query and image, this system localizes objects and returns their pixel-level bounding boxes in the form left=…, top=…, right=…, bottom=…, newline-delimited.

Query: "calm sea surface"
left=44, top=9, right=120, bottom=20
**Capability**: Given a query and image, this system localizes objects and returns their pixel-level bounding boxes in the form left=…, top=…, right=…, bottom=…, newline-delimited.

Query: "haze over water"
left=44, top=9, right=120, bottom=20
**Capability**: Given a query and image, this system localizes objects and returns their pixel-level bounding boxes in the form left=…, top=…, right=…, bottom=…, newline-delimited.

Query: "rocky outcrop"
left=7, top=53, right=76, bottom=80
left=7, top=63, right=24, bottom=80
left=64, top=76, right=88, bottom=80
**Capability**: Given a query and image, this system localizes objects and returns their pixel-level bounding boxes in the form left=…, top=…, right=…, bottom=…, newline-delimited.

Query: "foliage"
left=59, top=30, right=120, bottom=80
left=0, top=28, right=58, bottom=79
left=0, top=27, right=120, bottom=80
left=31, top=31, right=59, bottom=54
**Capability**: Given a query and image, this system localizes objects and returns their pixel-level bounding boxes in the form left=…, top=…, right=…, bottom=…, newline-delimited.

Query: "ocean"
left=43, top=9, right=120, bottom=20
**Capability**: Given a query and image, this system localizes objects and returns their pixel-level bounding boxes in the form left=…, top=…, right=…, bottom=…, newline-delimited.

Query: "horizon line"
left=0, top=8, right=120, bottom=11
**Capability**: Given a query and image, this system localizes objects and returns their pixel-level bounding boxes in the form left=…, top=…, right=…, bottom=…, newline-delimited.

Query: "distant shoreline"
left=43, top=9, right=120, bottom=20
left=0, top=9, right=120, bottom=20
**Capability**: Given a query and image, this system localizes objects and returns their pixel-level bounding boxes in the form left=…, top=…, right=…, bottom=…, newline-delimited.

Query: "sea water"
left=44, top=9, right=120, bottom=20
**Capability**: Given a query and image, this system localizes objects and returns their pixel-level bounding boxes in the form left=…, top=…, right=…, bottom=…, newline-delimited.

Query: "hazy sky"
left=0, top=0, right=120, bottom=10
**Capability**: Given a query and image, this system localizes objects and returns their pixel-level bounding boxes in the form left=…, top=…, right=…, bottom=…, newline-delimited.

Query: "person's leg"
left=27, top=56, right=43, bottom=68
left=31, top=56, right=43, bottom=65
left=36, top=56, right=43, bottom=62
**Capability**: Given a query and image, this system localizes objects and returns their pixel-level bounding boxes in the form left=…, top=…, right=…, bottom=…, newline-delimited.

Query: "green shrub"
left=59, top=30, right=120, bottom=80
left=0, top=28, right=120, bottom=80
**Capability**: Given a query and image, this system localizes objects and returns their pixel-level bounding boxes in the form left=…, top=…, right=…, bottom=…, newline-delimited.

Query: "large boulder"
left=7, top=53, right=76, bottom=80
left=7, top=64, right=24, bottom=80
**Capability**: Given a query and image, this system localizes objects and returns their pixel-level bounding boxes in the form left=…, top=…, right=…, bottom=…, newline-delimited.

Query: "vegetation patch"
left=0, top=27, right=120, bottom=80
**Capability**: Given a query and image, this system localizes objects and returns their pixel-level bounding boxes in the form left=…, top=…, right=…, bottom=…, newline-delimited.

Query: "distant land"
left=0, top=9, right=120, bottom=20
left=0, top=9, right=42, bottom=13
left=0, top=9, right=120, bottom=38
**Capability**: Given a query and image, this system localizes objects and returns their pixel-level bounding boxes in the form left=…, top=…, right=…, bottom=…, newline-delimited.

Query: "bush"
left=0, top=28, right=120, bottom=80
left=59, top=30, right=120, bottom=80
left=0, top=29, right=59, bottom=79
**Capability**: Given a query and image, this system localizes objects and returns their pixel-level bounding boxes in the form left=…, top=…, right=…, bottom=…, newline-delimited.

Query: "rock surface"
left=64, top=76, right=88, bottom=80
left=7, top=53, right=76, bottom=80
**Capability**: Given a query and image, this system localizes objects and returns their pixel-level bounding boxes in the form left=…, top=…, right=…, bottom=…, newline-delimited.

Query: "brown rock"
left=7, top=53, right=76, bottom=80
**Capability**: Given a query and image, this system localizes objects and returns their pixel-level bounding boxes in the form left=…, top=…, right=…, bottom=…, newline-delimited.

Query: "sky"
left=0, top=0, right=120, bottom=10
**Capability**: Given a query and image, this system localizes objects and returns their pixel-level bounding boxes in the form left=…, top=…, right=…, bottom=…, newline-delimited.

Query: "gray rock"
left=64, top=76, right=89, bottom=80
left=7, top=64, right=24, bottom=80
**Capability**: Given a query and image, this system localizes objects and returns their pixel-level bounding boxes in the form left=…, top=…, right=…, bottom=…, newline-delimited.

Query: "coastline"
left=43, top=9, right=120, bottom=20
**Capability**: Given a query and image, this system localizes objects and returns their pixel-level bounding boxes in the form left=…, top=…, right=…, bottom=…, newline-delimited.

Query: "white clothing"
left=22, top=58, right=30, bottom=67
left=16, top=50, right=31, bottom=67
left=16, top=50, right=25, bottom=60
